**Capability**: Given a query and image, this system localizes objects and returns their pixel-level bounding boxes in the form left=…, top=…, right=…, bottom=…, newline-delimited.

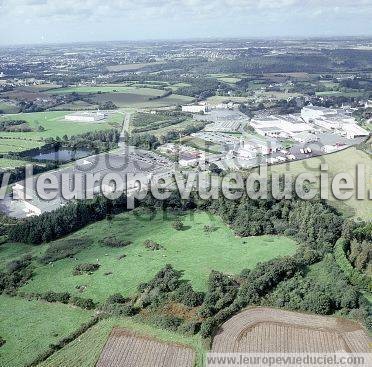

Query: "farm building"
left=64, top=111, right=107, bottom=122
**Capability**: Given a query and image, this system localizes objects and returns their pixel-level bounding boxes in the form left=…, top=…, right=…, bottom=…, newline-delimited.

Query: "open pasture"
left=212, top=307, right=370, bottom=353
left=0, top=295, right=92, bottom=367
left=0, top=111, right=122, bottom=143
left=45, top=86, right=159, bottom=94
left=0, top=157, right=32, bottom=169
left=270, top=146, right=372, bottom=221
left=0, top=138, right=43, bottom=153
left=89, top=90, right=193, bottom=108
left=19, top=211, right=297, bottom=302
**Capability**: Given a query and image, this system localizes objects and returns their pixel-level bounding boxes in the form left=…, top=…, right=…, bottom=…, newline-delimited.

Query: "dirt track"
left=96, top=328, right=195, bottom=367
left=212, top=307, right=370, bottom=353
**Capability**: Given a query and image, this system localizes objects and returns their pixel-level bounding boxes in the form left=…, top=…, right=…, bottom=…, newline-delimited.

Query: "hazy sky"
left=0, top=0, right=371, bottom=45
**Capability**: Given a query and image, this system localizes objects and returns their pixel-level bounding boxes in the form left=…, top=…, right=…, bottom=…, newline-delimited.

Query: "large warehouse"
left=250, top=114, right=314, bottom=138
left=238, top=135, right=282, bottom=157
left=65, top=111, right=107, bottom=122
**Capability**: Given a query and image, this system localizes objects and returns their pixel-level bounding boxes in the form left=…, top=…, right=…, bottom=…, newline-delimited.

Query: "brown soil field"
left=212, top=307, right=370, bottom=353
left=96, top=328, right=195, bottom=367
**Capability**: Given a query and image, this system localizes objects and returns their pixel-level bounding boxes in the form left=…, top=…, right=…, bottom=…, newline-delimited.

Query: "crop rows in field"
left=212, top=307, right=370, bottom=353
left=96, top=328, right=195, bottom=367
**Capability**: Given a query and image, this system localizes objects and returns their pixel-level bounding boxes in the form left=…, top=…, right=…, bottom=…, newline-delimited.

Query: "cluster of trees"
left=136, top=264, right=182, bottom=308
left=99, top=293, right=135, bottom=317
left=73, top=263, right=100, bottom=275
left=98, top=101, right=117, bottom=110
left=148, top=90, right=172, bottom=100
left=132, top=114, right=187, bottom=133
left=202, top=196, right=342, bottom=254
left=143, top=240, right=162, bottom=251
left=39, top=237, right=92, bottom=264
left=198, top=248, right=319, bottom=337
left=266, top=254, right=363, bottom=315
left=334, top=221, right=372, bottom=288
left=177, top=78, right=223, bottom=99
left=353, top=107, right=372, bottom=124
left=19, top=101, right=45, bottom=113
left=18, top=290, right=95, bottom=310
left=348, top=240, right=371, bottom=275
left=0, top=254, right=33, bottom=295
left=0, top=119, right=32, bottom=132
left=44, top=128, right=120, bottom=152
left=8, top=195, right=128, bottom=244
left=102, top=236, right=131, bottom=248
left=171, top=219, right=184, bottom=231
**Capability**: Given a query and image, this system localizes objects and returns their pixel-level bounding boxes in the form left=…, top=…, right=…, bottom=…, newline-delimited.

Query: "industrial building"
left=250, top=114, right=314, bottom=138
left=181, top=104, right=208, bottom=113
left=341, top=123, right=369, bottom=139
left=64, top=111, right=107, bottom=122
left=238, top=135, right=282, bottom=158
left=204, top=120, right=241, bottom=132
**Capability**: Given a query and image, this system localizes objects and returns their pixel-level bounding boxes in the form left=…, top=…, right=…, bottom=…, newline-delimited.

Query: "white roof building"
left=65, top=111, right=107, bottom=122
left=250, top=114, right=314, bottom=138
left=238, top=135, right=282, bottom=156
left=341, top=124, right=370, bottom=139
left=301, top=106, right=357, bottom=131
left=301, top=106, right=338, bottom=122
left=182, top=105, right=208, bottom=113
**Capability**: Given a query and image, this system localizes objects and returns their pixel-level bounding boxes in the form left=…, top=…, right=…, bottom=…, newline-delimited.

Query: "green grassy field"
left=0, top=295, right=93, bottom=367
left=315, top=90, right=366, bottom=97
left=270, top=146, right=371, bottom=221
left=0, top=242, right=47, bottom=270
left=90, top=90, right=193, bottom=108
left=0, top=138, right=44, bottom=153
left=43, top=85, right=194, bottom=108
left=44, top=86, right=150, bottom=94
left=49, top=100, right=99, bottom=111
left=39, top=316, right=206, bottom=367
left=0, top=111, right=123, bottom=153
left=20, top=211, right=296, bottom=302
left=181, top=136, right=223, bottom=153
left=0, top=158, right=32, bottom=169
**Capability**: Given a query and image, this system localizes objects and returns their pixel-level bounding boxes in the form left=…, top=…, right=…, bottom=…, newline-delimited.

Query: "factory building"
left=341, top=124, right=369, bottom=139
left=250, top=114, right=314, bottom=138
left=181, top=104, right=208, bottom=113
left=238, top=135, right=282, bottom=157
left=65, top=111, right=107, bottom=122
left=301, top=106, right=338, bottom=122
